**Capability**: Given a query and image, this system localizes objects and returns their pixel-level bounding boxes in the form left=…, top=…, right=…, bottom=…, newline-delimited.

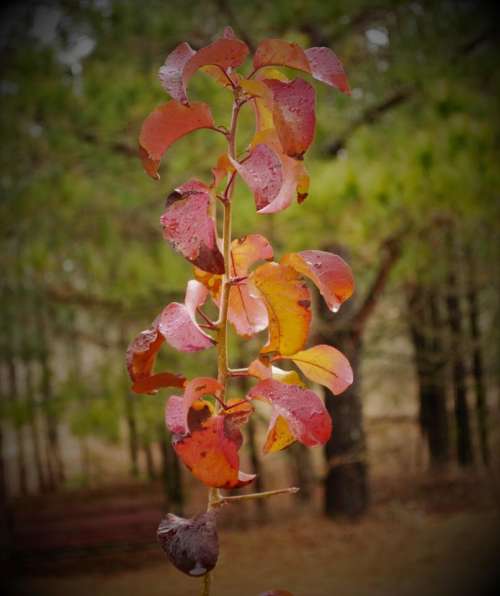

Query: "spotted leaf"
left=247, top=379, right=332, bottom=453
left=160, top=179, right=224, bottom=274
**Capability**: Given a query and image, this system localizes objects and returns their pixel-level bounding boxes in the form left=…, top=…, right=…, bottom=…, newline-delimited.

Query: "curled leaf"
left=253, top=39, right=350, bottom=94
left=161, top=179, right=224, bottom=274
left=250, top=262, right=311, bottom=356
left=139, top=101, right=215, bottom=178
left=248, top=359, right=304, bottom=387
left=126, top=322, right=186, bottom=394
left=287, top=345, right=353, bottom=395
left=248, top=379, right=332, bottom=453
left=159, top=280, right=215, bottom=352
left=281, top=250, right=354, bottom=312
left=264, top=78, right=316, bottom=159
left=157, top=510, right=218, bottom=577
left=159, top=37, right=248, bottom=104
left=165, top=377, right=222, bottom=436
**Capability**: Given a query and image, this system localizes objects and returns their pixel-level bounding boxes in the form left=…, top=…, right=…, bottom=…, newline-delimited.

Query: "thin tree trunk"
left=407, top=286, right=450, bottom=468
left=288, top=443, right=314, bottom=503
left=125, top=390, right=139, bottom=478
left=466, top=250, right=490, bottom=466
left=446, top=233, right=474, bottom=466
left=143, top=439, right=156, bottom=481
left=159, top=423, right=184, bottom=514
left=246, top=415, right=267, bottom=519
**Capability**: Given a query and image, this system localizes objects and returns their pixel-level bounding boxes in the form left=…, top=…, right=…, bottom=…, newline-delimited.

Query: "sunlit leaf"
left=157, top=510, right=218, bottom=577
left=160, top=179, right=224, bottom=274
left=159, top=37, right=248, bottom=104
left=281, top=250, right=354, bottom=312
left=230, top=144, right=283, bottom=211
left=248, top=379, right=332, bottom=452
left=264, top=78, right=316, bottom=159
left=165, top=377, right=222, bottom=436
left=250, top=262, right=311, bottom=356
left=159, top=280, right=215, bottom=352
left=286, top=345, right=353, bottom=395
left=253, top=39, right=350, bottom=94
left=126, top=322, right=186, bottom=394
left=248, top=359, right=305, bottom=386
left=139, top=101, right=215, bottom=178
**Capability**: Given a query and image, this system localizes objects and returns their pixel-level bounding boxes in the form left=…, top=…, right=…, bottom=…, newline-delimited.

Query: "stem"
left=213, top=486, right=299, bottom=507
left=202, top=93, right=242, bottom=596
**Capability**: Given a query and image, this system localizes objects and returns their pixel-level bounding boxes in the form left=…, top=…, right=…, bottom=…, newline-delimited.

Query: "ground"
left=6, top=469, right=500, bottom=596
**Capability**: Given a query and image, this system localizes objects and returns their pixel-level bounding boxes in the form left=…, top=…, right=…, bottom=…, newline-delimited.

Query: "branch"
left=351, top=231, right=403, bottom=338
left=324, top=87, right=414, bottom=157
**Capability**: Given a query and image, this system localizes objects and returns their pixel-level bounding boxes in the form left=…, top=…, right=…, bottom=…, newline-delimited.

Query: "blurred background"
left=1, top=1, right=499, bottom=595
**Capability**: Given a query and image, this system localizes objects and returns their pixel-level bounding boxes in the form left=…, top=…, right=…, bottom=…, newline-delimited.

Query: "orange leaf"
left=281, top=250, right=354, bottom=312
left=249, top=262, right=311, bottom=357
left=126, top=322, right=186, bottom=394
left=287, top=344, right=353, bottom=395
left=139, top=101, right=214, bottom=178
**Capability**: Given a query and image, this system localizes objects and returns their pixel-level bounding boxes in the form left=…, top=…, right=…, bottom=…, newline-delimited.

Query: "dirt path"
left=11, top=505, right=500, bottom=596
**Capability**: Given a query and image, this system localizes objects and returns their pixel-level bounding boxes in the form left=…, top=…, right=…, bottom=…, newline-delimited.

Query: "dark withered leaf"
left=157, top=510, right=218, bottom=577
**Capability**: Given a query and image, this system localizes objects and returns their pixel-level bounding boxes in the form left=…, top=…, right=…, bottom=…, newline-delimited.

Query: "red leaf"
left=165, top=377, right=222, bottom=436
left=157, top=510, right=218, bottom=577
left=159, top=280, right=215, bottom=352
left=253, top=38, right=350, bottom=95
left=139, top=101, right=214, bottom=178
left=160, top=179, right=224, bottom=274
left=264, top=78, right=316, bottom=159
left=281, top=250, right=354, bottom=312
left=126, top=321, right=186, bottom=394
left=305, top=47, right=350, bottom=94
left=248, top=379, right=332, bottom=453
left=159, top=38, right=248, bottom=104
left=173, top=410, right=255, bottom=489
left=230, top=144, right=283, bottom=211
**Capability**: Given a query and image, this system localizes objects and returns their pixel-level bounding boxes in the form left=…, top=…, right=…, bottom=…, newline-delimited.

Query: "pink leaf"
left=229, top=144, right=283, bottom=210
left=165, top=377, right=222, bottom=436
left=253, top=38, right=350, bottom=95
left=281, top=250, right=354, bottom=312
left=248, top=379, right=332, bottom=452
left=160, top=179, right=224, bottom=274
left=264, top=78, right=316, bottom=159
left=160, top=37, right=248, bottom=104
left=139, top=101, right=215, bottom=178
left=159, top=280, right=215, bottom=352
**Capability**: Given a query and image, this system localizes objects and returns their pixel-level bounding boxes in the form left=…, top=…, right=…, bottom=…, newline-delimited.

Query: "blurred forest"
left=1, top=0, right=500, bottom=592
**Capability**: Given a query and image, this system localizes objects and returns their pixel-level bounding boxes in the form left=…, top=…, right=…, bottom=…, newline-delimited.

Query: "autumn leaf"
left=229, top=144, right=283, bottom=211
left=157, top=510, right=218, bottom=577
left=139, top=101, right=215, bottom=178
left=160, top=179, right=224, bottom=274
left=126, top=321, right=186, bottom=394
left=263, top=78, right=316, bottom=159
left=172, top=408, right=255, bottom=488
left=247, top=379, right=332, bottom=453
left=196, top=234, right=274, bottom=337
left=286, top=344, right=353, bottom=395
left=165, top=377, right=222, bottom=436
left=159, top=36, right=248, bottom=104
left=249, top=262, right=311, bottom=356
left=281, top=250, right=354, bottom=312
left=248, top=359, right=305, bottom=387
left=159, top=280, right=215, bottom=352
left=253, top=39, right=350, bottom=94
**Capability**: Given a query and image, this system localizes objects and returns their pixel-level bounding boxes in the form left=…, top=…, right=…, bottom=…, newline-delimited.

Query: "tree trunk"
left=245, top=415, right=267, bottom=519
left=143, top=439, right=157, bottom=481
left=466, top=251, right=490, bottom=466
left=446, top=234, right=474, bottom=466
left=407, top=286, right=450, bottom=468
left=159, top=423, right=184, bottom=514
left=287, top=443, right=314, bottom=503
